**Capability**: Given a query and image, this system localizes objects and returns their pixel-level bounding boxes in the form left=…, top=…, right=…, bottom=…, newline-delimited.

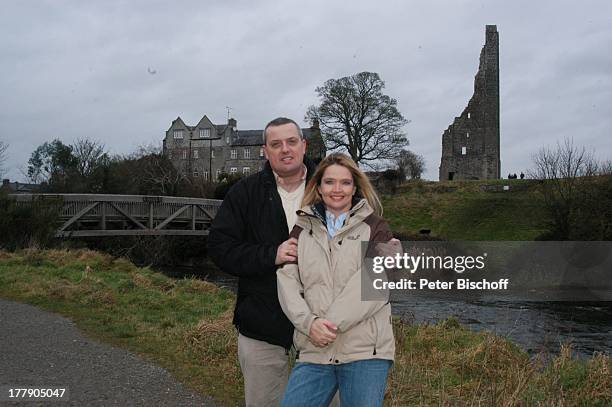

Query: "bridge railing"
left=10, top=194, right=223, bottom=237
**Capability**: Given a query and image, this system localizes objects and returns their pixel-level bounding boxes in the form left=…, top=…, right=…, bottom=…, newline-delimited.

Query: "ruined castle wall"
left=439, top=25, right=500, bottom=181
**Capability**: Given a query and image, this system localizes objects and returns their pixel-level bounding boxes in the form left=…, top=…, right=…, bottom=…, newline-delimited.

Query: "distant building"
left=439, top=25, right=500, bottom=181
left=163, top=116, right=325, bottom=181
left=1, top=179, right=41, bottom=193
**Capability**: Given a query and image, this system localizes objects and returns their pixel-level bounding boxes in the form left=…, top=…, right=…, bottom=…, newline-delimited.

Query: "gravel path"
left=0, top=298, right=219, bottom=406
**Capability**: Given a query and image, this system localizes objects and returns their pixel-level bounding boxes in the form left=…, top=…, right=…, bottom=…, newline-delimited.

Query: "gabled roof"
left=167, top=117, right=188, bottom=132
left=216, top=125, right=228, bottom=135
left=168, top=115, right=319, bottom=144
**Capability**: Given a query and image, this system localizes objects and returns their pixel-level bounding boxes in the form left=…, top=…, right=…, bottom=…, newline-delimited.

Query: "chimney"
left=228, top=117, right=237, bottom=130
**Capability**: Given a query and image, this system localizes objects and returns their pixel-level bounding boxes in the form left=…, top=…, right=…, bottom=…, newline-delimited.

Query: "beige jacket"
left=277, top=199, right=395, bottom=365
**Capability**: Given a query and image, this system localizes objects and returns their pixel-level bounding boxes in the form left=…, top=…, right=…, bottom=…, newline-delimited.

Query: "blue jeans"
left=281, top=359, right=392, bottom=407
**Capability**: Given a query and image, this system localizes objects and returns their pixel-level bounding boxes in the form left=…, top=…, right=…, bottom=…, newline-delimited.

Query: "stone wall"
left=439, top=25, right=500, bottom=181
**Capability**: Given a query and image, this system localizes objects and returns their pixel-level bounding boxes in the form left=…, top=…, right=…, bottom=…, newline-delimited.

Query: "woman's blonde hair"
left=303, top=153, right=383, bottom=216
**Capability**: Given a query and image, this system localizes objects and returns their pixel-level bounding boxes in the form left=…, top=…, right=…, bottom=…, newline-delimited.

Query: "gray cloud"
left=1, top=0, right=610, bottom=181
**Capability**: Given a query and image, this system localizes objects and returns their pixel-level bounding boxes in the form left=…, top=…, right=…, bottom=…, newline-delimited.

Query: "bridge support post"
left=148, top=203, right=154, bottom=229
left=101, top=202, right=106, bottom=230
left=192, top=205, right=196, bottom=230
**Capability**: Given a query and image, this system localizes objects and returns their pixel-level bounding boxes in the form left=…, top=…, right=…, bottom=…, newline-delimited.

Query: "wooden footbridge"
left=11, top=194, right=223, bottom=238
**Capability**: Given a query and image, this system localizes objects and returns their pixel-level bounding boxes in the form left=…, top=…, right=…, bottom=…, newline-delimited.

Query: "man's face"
left=263, top=123, right=307, bottom=177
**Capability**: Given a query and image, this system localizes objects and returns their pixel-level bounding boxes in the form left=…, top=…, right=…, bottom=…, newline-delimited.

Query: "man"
left=208, top=117, right=315, bottom=406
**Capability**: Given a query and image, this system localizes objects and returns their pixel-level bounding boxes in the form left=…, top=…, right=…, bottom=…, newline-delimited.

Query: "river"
left=158, top=263, right=611, bottom=359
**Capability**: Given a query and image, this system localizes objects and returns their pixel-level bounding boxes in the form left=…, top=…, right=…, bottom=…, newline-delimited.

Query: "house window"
left=193, top=169, right=199, bottom=177
left=243, top=167, right=250, bottom=175
left=193, top=149, right=199, bottom=159
left=199, top=128, right=210, bottom=138
left=211, top=149, right=215, bottom=158
left=259, top=147, right=264, bottom=158
left=182, top=149, right=187, bottom=159
left=467, top=112, right=471, bottom=119
left=231, top=149, right=237, bottom=159
left=230, top=167, right=237, bottom=174
left=244, top=148, right=251, bottom=159
left=466, top=132, right=470, bottom=139
left=173, top=130, right=184, bottom=139
left=216, top=169, right=222, bottom=181
left=203, top=171, right=209, bottom=180
left=226, top=136, right=230, bottom=144
left=461, top=146, right=467, bottom=155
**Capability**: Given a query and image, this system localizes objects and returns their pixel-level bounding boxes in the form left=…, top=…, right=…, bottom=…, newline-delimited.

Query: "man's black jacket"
left=207, top=159, right=316, bottom=349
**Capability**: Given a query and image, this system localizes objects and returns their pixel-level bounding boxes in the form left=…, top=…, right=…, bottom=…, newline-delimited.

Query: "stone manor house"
left=163, top=115, right=325, bottom=181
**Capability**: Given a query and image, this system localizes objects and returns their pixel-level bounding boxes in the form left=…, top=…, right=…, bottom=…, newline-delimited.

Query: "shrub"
left=0, top=192, right=61, bottom=250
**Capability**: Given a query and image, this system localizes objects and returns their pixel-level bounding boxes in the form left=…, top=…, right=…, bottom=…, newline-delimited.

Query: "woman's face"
left=317, top=164, right=356, bottom=216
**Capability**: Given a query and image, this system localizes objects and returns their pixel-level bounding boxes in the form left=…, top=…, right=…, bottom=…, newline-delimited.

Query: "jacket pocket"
left=337, top=316, right=377, bottom=356
left=293, top=330, right=310, bottom=352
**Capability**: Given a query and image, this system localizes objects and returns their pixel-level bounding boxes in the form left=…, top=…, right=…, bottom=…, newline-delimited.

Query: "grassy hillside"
left=382, top=179, right=550, bottom=240
left=1, top=250, right=610, bottom=406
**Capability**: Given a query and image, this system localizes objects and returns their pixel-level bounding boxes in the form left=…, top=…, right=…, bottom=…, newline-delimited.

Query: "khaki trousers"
left=237, top=333, right=341, bottom=407
left=238, top=333, right=289, bottom=407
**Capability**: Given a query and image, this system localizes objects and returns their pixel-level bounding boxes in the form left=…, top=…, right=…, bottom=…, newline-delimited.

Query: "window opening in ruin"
left=448, top=172, right=454, bottom=181
left=466, top=132, right=470, bottom=138
left=467, top=112, right=471, bottom=119
left=461, top=146, right=467, bottom=155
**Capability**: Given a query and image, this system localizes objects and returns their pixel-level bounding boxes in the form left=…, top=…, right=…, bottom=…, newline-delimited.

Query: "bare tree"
left=530, top=138, right=599, bottom=239
left=306, top=72, right=408, bottom=166
left=396, top=149, right=426, bottom=180
left=0, top=140, right=7, bottom=179
left=72, top=138, right=108, bottom=178
left=599, top=160, right=612, bottom=175
left=132, top=143, right=184, bottom=195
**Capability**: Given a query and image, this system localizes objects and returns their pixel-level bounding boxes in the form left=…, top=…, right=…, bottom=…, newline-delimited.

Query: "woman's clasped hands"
left=308, top=318, right=338, bottom=347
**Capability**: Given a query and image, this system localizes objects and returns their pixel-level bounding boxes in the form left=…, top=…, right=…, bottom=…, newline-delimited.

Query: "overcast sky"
left=1, top=0, right=610, bottom=181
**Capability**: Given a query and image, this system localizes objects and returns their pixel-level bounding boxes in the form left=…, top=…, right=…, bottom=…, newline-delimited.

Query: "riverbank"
left=0, top=249, right=609, bottom=406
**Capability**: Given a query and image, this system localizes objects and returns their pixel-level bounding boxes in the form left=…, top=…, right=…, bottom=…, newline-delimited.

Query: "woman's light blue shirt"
left=326, top=211, right=348, bottom=239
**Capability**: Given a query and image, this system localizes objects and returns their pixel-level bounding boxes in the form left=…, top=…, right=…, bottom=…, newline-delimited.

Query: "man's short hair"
left=262, top=117, right=304, bottom=144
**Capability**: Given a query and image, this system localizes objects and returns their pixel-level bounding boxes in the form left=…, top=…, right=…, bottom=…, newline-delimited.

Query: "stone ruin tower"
left=439, top=25, right=500, bottom=181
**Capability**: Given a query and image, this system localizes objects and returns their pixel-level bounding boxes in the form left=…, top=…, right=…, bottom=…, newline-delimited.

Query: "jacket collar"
left=311, top=196, right=366, bottom=222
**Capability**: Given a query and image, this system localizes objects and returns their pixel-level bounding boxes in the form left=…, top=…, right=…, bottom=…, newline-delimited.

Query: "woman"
left=277, top=153, right=395, bottom=407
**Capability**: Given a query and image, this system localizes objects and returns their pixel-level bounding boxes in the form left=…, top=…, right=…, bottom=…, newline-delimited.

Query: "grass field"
left=1, top=249, right=609, bottom=406
left=382, top=179, right=550, bottom=240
